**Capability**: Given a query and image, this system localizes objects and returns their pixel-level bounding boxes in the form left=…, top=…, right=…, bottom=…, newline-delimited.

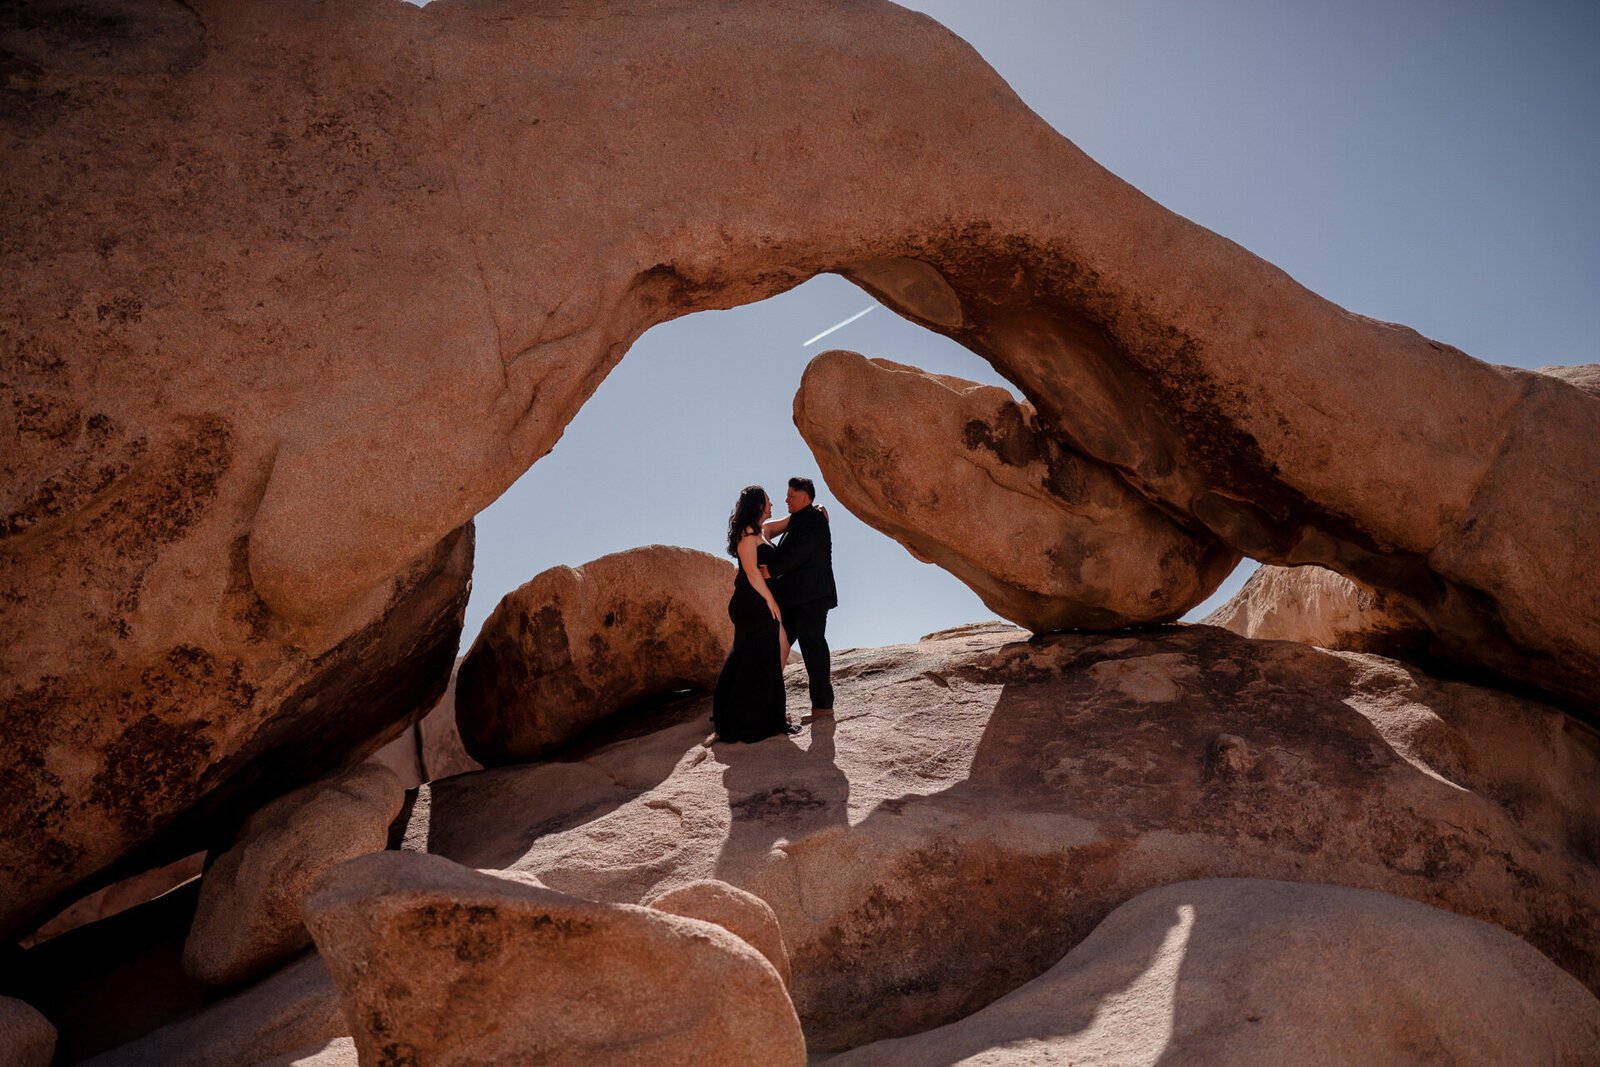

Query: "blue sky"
left=458, top=1, right=1598, bottom=652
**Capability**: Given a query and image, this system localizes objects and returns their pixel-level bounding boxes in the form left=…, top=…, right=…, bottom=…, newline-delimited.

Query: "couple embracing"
left=712, top=477, right=837, bottom=743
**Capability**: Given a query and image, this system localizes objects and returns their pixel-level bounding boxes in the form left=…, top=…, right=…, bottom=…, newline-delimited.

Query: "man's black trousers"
left=781, top=600, right=834, bottom=710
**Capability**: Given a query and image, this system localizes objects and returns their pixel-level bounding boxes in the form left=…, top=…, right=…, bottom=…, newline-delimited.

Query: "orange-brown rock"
left=829, top=879, right=1600, bottom=1066
left=399, top=625, right=1600, bottom=1053
left=0, top=996, right=56, bottom=1067
left=793, top=351, right=1239, bottom=630
left=182, top=765, right=403, bottom=987
left=645, top=879, right=792, bottom=989
left=5, top=0, right=1597, bottom=941
left=456, top=545, right=734, bottom=765
left=301, top=851, right=805, bottom=1066
left=21, top=852, right=204, bottom=949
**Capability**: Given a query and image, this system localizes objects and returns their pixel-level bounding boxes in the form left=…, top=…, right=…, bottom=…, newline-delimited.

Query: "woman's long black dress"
left=712, top=542, right=788, bottom=742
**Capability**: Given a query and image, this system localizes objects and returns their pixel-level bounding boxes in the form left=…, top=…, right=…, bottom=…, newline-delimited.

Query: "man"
left=766, top=476, right=837, bottom=715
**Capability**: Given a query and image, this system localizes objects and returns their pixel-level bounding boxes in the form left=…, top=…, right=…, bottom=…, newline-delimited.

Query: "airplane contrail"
left=803, top=305, right=875, bottom=347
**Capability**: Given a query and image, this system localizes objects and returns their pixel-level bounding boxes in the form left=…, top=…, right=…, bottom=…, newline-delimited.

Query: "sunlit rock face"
left=793, top=351, right=1239, bottom=631
left=302, top=852, right=805, bottom=1067
left=1205, top=563, right=1432, bottom=657
left=455, top=545, right=735, bottom=766
left=4, top=0, right=1597, bottom=939
left=829, top=879, right=1600, bottom=1066
left=397, top=626, right=1600, bottom=1053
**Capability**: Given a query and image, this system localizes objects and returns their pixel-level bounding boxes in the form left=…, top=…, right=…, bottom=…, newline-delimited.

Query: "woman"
left=712, top=486, right=797, bottom=743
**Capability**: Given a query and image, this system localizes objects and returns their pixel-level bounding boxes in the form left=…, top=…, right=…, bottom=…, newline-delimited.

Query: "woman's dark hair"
left=726, top=485, right=767, bottom=557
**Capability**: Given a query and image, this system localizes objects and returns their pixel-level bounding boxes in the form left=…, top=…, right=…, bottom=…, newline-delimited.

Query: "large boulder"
left=829, top=879, right=1600, bottom=1066
left=0, top=997, right=56, bottom=1067
left=80, top=953, right=345, bottom=1067
left=645, top=879, right=792, bottom=989
left=793, top=351, right=1238, bottom=630
left=397, top=625, right=1600, bottom=1053
left=5, top=0, right=1597, bottom=940
left=301, top=851, right=805, bottom=1066
left=183, top=764, right=404, bottom=986
left=456, top=545, right=735, bottom=765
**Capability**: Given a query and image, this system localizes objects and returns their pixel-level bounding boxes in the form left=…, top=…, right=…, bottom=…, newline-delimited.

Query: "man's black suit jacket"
left=769, top=504, right=837, bottom=610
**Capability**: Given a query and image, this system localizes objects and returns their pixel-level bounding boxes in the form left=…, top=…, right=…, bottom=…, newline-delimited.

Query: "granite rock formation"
left=1205, top=564, right=1428, bottom=654
left=6, top=0, right=1599, bottom=940
left=645, top=879, right=792, bottom=990
left=302, top=851, right=805, bottom=1067
left=398, top=625, right=1600, bottom=1052
left=828, top=879, right=1600, bottom=1066
left=0, top=996, right=56, bottom=1067
left=456, top=545, right=735, bottom=765
left=793, top=351, right=1239, bottom=630
left=182, top=764, right=403, bottom=987
left=78, top=953, right=344, bottom=1067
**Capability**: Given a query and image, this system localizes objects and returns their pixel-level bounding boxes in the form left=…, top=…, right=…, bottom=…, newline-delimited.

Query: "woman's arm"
left=761, top=514, right=790, bottom=538
left=737, top=533, right=781, bottom=619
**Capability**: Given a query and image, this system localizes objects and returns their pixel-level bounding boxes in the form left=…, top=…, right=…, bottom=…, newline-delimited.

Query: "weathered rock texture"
left=398, top=626, right=1600, bottom=1053
left=183, top=764, right=403, bottom=986
left=0, top=996, right=56, bottom=1067
left=457, top=545, right=735, bottom=765
left=1205, top=563, right=1430, bottom=655
left=5, top=0, right=1598, bottom=939
left=80, top=953, right=344, bottom=1067
left=302, top=851, right=805, bottom=1066
left=794, top=351, right=1239, bottom=630
left=828, top=879, right=1600, bottom=1066
left=645, top=878, right=792, bottom=989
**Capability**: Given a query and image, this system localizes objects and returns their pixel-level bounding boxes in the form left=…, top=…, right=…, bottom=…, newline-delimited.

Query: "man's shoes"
left=784, top=722, right=803, bottom=735
left=811, top=707, right=833, bottom=716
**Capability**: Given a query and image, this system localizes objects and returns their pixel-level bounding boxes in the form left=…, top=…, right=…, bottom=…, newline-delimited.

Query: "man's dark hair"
left=788, top=476, right=816, bottom=502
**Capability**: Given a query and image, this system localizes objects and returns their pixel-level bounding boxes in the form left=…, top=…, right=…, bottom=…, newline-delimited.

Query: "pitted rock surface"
left=398, top=625, right=1600, bottom=1053
left=456, top=545, right=734, bottom=765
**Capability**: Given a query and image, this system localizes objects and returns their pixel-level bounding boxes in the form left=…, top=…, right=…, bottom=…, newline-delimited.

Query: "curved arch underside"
left=2, top=0, right=1596, bottom=937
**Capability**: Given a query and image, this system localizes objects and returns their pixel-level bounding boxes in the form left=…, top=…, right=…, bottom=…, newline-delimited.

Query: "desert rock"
left=1204, top=563, right=1433, bottom=656
left=418, top=662, right=483, bottom=781
left=1538, top=364, right=1600, bottom=399
left=456, top=545, right=735, bottom=765
left=79, top=953, right=345, bottom=1067
left=253, top=1037, right=358, bottom=1067
left=828, top=878, right=1600, bottom=1066
left=183, top=764, right=403, bottom=986
left=5, top=0, right=1598, bottom=940
left=645, top=879, right=792, bottom=989
left=398, top=625, right=1600, bottom=1053
left=794, top=351, right=1239, bottom=630
left=302, top=851, right=805, bottom=1066
left=0, top=997, right=56, bottom=1067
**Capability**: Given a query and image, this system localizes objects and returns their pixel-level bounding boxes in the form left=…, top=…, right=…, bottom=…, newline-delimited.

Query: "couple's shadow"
left=712, top=716, right=850, bottom=878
